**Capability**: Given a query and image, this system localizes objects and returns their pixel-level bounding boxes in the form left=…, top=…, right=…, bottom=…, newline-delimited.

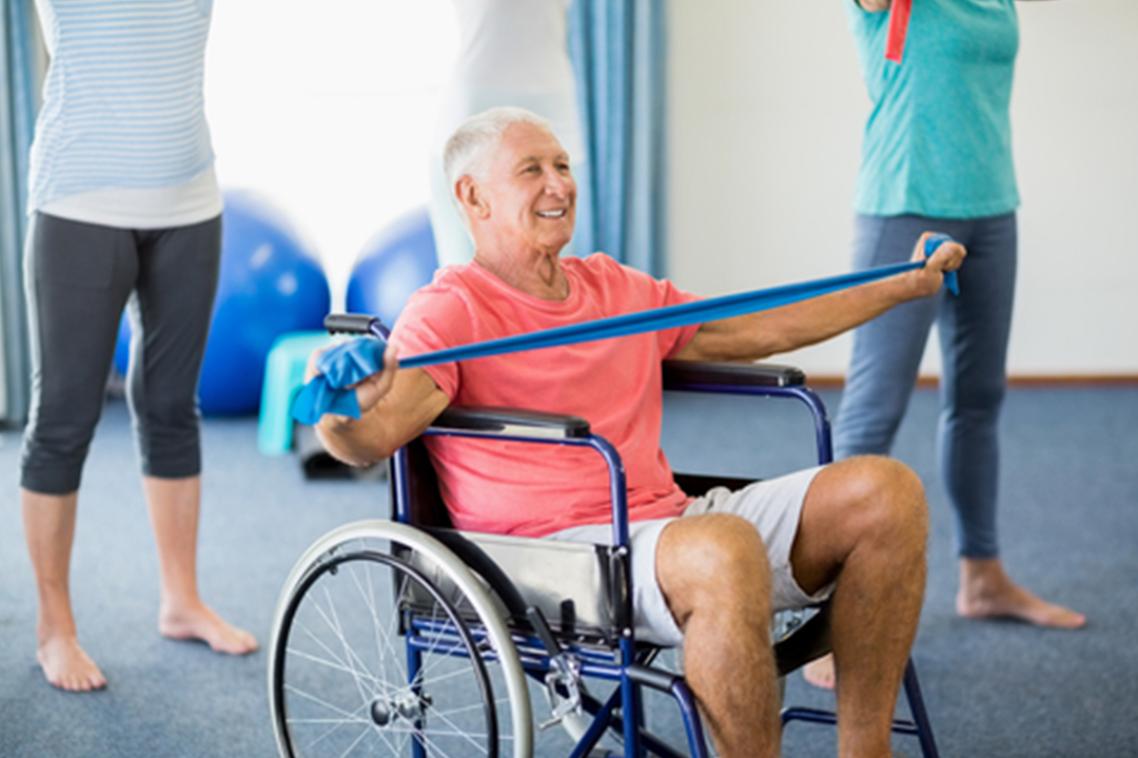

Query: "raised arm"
left=311, top=346, right=450, bottom=466
left=673, top=232, right=965, bottom=363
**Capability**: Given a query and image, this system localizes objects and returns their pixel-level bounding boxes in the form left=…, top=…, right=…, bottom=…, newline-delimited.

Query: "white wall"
left=667, top=0, right=1138, bottom=377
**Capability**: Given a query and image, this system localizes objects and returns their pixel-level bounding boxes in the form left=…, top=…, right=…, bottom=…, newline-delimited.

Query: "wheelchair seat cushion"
left=404, top=528, right=627, bottom=646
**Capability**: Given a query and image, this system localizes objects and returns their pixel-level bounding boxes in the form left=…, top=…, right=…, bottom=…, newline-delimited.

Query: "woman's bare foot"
left=804, top=558, right=1084, bottom=692
left=957, top=558, right=1086, bottom=628
left=37, top=635, right=107, bottom=692
left=803, top=654, right=836, bottom=690
left=159, top=602, right=259, bottom=655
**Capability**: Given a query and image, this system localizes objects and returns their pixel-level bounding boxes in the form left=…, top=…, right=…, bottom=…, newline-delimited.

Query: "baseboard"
left=804, top=374, right=1138, bottom=389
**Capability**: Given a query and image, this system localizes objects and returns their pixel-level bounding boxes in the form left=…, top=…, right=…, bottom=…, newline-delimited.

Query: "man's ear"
left=456, top=175, right=490, bottom=221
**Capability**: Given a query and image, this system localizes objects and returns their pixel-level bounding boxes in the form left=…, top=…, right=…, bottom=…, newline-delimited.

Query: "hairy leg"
left=790, top=457, right=929, bottom=757
left=22, top=489, right=107, bottom=691
left=144, top=476, right=258, bottom=655
left=656, top=513, right=779, bottom=758
left=811, top=214, right=939, bottom=694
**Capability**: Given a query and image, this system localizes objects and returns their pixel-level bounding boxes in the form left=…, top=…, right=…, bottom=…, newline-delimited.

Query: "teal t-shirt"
left=847, top=0, right=1020, bottom=218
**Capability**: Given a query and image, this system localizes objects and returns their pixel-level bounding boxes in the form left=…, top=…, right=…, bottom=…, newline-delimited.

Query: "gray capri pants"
left=20, top=212, right=221, bottom=494
left=548, top=466, right=831, bottom=647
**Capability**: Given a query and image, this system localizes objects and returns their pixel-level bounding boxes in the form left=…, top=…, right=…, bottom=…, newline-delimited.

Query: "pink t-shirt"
left=390, top=253, right=701, bottom=537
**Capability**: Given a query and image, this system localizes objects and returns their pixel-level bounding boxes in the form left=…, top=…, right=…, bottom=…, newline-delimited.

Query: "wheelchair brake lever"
left=526, top=606, right=586, bottom=730
left=539, top=654, right=584, bottom=731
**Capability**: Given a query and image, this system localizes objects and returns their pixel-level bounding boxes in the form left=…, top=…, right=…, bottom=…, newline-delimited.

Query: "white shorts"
left=546, top=466, right=831, bottom=646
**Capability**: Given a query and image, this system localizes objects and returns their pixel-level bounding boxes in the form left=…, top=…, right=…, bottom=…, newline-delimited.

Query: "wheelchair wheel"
left=269, top=520, right=532, bottom=757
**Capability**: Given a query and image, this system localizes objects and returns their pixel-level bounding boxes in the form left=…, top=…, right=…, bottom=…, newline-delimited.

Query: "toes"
left=1044, top=607, right=1086, bottom=629
left=803, top=672, right=835, bottom=690
left=231, top=629, right=259, bottom=655
left=38, top=640, right=107, bottom=693
left=56, top=671, right=98, bottom=692
left=239, top=631, right=260, bottom=654
left=208, top=626, right=259, bottom=655
left=160, top=605, right=258, bottom=654
left=958, top=587, right=1088, bottom=630
left=802, top=656, right=837, bottom=690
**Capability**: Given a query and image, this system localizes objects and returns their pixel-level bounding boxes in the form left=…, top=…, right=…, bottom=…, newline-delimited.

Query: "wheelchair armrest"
left=431, top=406, right=591, bottom=440
left=663, top=359, right=806, bottom=390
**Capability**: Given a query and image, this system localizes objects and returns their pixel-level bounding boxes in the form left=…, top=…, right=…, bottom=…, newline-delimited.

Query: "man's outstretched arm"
left=674, top=232, right=966, bottom=363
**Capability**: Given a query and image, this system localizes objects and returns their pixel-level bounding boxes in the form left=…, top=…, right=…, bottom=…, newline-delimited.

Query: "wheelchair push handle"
left=323, top=312, right=391, bottom=340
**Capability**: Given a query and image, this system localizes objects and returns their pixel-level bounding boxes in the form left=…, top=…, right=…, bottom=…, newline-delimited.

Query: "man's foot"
left=159, top=602, right=259, bottom=655
left=37, top=635, right=107, bottom=692
left=802, top=654, right=836, bottom=690
left=957, top=558, right=1086, bottom=629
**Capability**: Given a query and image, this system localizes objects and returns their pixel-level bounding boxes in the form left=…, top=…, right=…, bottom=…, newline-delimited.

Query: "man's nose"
left=544, top=169, right=574, bottom=197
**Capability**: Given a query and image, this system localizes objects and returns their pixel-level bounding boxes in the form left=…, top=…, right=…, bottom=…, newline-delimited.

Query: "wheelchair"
left=268, top=314, right=940, bottom=757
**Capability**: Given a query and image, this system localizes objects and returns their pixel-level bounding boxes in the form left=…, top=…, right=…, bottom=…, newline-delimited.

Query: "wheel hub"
left=370, top=692, right=432, bottom=727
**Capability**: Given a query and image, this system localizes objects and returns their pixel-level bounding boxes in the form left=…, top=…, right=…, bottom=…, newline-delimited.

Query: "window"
left=205, top=0, right=458, bottom=303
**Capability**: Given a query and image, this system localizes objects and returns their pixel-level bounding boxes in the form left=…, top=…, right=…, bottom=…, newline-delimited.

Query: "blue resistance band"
left=292, top=235, right=959, bottom=425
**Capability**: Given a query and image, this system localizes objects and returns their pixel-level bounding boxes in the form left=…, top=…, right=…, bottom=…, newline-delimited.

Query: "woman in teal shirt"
left=807, top=0, right=1085, bottom=688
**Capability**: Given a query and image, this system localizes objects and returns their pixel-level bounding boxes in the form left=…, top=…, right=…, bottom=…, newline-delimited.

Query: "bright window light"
left=204, top=0, right=458, bottom=305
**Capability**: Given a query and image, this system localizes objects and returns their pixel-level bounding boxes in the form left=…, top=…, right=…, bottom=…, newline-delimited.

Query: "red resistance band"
left=885, top=0, right=912, bottom=63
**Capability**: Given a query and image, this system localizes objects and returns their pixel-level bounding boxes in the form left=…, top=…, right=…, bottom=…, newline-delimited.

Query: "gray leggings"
left=834, top=212, right=1017, bottom=558
left=21, top=212, right=221, bottom=494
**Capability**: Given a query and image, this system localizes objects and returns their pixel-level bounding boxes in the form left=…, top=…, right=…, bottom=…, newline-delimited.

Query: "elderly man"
left=315, top=107, right=964, bottom=757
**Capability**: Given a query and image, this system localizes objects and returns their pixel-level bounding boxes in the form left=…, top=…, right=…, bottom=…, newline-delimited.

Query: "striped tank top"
left=29, top=0, right=218, bottom=222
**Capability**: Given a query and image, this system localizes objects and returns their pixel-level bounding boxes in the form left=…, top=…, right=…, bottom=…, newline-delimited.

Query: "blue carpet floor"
left=1, top=384, right=1135, bottom=756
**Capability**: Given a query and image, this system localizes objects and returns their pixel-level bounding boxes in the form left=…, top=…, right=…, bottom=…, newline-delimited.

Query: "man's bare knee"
left=656, top=513, right=772, bottom=628
left=792, top=457, right=928, bottom=593
left=839, top=456, right=929, bottom=547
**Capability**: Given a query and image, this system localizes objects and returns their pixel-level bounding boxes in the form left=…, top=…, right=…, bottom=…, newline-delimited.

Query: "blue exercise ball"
left=345, top=206, right=438, bottom=330
left=113, top=315, right=131, bottom=377
left=114, top=190, right=330, bottom=415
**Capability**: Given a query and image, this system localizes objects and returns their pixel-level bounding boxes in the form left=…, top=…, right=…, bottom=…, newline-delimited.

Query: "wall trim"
left=804, top=374, right=1138, bottom=389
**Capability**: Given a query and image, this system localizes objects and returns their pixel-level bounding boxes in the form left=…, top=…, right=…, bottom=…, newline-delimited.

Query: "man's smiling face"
left=479, top=121, right=577, bottom=254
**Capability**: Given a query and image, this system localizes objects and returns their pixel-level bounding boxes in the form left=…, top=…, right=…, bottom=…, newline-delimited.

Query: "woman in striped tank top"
left=21, top=0, right=257, bottom=692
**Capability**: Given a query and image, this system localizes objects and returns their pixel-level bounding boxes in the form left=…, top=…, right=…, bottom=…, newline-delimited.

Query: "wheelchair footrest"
left=782, top=706, right=922, bottom=736
left=626, top=663, right=681, bottom=693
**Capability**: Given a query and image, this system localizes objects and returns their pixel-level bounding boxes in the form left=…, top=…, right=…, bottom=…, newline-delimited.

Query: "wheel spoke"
left=297, top=700, right=372, bottom=752
left=410, top=637, right=475, bottom=689
left=319, top=583, right=378, bottom=709
left=346, top=559, right=405, bottom=687
left=411, top=691, right=494, bottom=755
left=434, top=698, right=512, bottom=720
left=405, top=724, right=463, bottom=758
left=293, top=621, right=395, bottom=695
left=285, top=684, right=373, bottom=725
left=285, top=644, right=387, bottom=691
left=336, top=723, right=372, bottom=758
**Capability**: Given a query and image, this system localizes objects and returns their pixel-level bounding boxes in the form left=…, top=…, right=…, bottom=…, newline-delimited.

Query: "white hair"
left=442, top=106, right=555, bottom=211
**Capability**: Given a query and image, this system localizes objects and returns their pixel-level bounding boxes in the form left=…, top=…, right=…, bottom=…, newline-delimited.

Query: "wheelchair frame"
left=269, top=314, right=940, bottom=757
